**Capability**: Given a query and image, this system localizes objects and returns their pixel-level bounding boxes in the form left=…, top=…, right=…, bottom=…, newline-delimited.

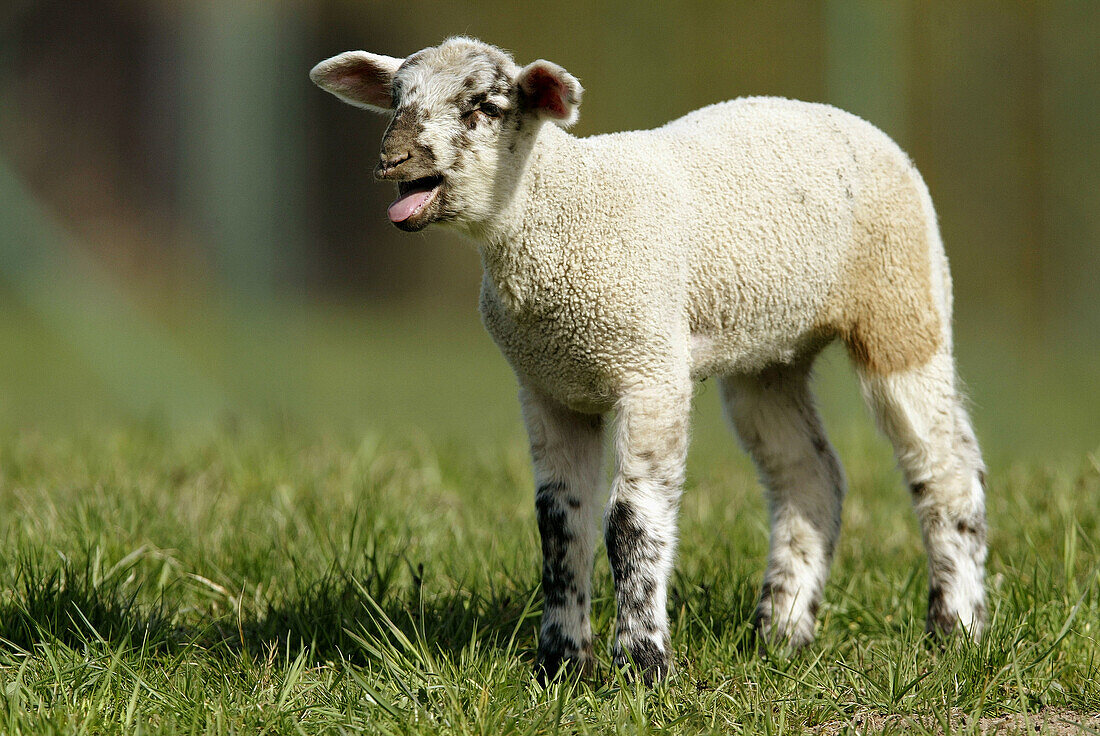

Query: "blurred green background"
left=0, top=0, right=1097, bottom=465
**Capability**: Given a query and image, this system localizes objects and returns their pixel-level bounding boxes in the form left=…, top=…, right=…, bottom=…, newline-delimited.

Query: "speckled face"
left=311, top=38, right=583, bottom=233
left=378, top=40, right=523, bottom=231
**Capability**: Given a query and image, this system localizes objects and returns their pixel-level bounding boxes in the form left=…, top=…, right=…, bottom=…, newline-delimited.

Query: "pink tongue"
left=388, top=189, right=434, bottom=223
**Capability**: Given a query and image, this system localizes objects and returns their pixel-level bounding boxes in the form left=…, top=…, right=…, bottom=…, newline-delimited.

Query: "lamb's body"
left=480, top=98, right=947, bottom=411
left=311, top=38, right=987, bottom=684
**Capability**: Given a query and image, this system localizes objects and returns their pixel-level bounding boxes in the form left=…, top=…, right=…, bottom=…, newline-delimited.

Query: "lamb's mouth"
left=388, top=175, right=445, bottom=231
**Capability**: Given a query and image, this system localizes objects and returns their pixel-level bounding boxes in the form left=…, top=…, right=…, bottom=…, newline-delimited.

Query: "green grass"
left=0, top=296, right=1098, bottom=733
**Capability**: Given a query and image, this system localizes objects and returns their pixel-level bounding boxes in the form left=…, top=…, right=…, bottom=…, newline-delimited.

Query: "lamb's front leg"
left=520, top=388, right=605, bottom=681
left=605, top=381, right=691, bottom=684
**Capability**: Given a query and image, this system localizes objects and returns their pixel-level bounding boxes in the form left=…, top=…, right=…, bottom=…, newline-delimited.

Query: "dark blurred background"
left=0, top=1, right=1097, bottom=462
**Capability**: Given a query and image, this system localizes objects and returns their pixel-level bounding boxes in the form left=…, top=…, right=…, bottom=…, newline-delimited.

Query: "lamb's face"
left=311, top=38, right=582, bottom=232
left=378, top=42, right=523, bottom=232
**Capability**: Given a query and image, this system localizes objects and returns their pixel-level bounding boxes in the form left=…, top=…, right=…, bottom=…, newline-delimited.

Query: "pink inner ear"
left=336, top=65, right=391, bottom=108
left=528, top=68, right=568, bottom=119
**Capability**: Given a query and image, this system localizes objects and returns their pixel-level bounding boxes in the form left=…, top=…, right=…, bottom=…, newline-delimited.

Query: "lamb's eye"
left=479, top=102, right=502, bottom=118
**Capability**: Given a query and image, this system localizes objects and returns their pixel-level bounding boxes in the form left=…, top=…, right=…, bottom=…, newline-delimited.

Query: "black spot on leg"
left=910, top=481, right=927, bottom=498
left=540, top=622, right=577, bottom=654
left=926, top=540, right=968, bottom=639
left=927, top=584, right=944, bottom=612
left=956, top=519, right=980, bottom=537
left=759, top=578, right=785, bottom=603
left=536, top=483, right=576, bottom=610
left=925, top=584, right=955, bottom=637
left=566, top=496, right=581, bottom=509
left=606, top=501, right=665, bottom=640
left=931, top=554, right=957, bottom=584
left=812, top=436, right=829, bottom=455
left=605, top=501, right=648, bottom=583
left=541, top=571, right=571, bottom=607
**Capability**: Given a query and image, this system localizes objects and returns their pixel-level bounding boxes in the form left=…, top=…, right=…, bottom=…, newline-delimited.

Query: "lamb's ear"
left=517, top=60, right=583, bottom=127
left=310, top=51, right=402, bottom=113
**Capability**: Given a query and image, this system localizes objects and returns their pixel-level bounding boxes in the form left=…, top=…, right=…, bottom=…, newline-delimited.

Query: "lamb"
left=310, top=37, right=988, bottom=684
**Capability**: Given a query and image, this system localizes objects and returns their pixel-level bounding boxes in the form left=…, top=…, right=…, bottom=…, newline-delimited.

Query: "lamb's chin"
left=392, top=215, right=434, bottom=232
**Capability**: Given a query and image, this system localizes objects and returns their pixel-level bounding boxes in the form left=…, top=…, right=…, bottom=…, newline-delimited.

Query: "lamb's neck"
left=477, top=122, right=583, bottom=252
left=470, top=123, right=585, bottom=311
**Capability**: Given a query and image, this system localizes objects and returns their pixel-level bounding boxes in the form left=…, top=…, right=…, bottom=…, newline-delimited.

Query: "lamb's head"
left=311, top=37, right=582, bottom=232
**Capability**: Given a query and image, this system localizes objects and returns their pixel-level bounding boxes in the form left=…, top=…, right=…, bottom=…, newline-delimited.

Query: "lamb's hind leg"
left=857, top=351, right=987, bottom=638
left=520, top=388, right=605, bottom=680
left=721, top=364, right=846, bottom=648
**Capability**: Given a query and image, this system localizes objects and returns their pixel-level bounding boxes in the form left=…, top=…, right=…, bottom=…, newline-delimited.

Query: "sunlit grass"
left=0, top=425, right=1098, bottom=734
left=0, top=298, right=1097, bottom=733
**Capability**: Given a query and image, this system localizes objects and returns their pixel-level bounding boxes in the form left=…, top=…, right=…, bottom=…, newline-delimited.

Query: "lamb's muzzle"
left=375, top=151, right=410, bottom=176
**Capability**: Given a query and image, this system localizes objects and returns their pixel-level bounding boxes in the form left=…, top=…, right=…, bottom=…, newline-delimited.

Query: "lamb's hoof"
left=612, top=640, right=672, bottom=686
left=924, top=587, right=985, bottom=644
left=535, top=642, right=593, bottom=684
left=753, top=607, right=816, bottom=656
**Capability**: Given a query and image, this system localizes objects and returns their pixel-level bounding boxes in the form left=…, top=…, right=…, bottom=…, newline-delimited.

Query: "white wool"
left=312, top=38, right=988, bottom=681
left=477, top=99, right=923, bottom=408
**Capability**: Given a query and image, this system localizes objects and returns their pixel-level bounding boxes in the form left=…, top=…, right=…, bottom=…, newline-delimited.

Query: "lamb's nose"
left=376, top=151, right=410, bottom=177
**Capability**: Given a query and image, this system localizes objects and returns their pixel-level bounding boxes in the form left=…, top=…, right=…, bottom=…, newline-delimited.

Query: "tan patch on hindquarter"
left=826, top=150, right=942, bottom=375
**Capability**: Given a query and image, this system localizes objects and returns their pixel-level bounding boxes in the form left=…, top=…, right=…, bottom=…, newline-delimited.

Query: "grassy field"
left=0, top=296, right=1098, bottom=733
